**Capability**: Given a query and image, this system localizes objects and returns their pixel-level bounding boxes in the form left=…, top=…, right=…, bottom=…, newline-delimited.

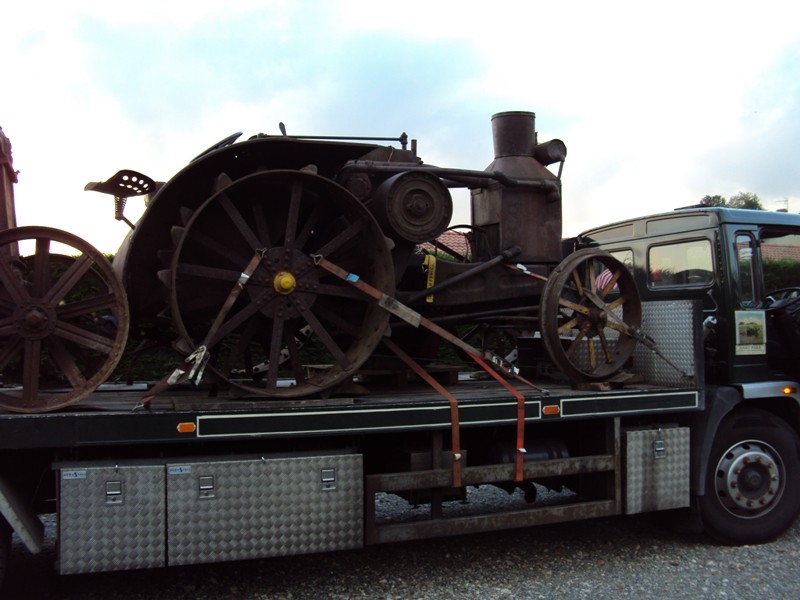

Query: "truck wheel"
left=698, top=409, right=800, bottom=544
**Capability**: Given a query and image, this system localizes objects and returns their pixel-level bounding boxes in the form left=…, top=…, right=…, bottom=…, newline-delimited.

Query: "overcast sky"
left=3, top=1, right=799, bottom=253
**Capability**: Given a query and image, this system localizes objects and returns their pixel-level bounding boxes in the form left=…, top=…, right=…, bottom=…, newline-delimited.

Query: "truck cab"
left=576, top=207, right=800, bottom=386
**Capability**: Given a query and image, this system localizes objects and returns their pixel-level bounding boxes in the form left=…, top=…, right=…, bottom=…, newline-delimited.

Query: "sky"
left=2, top=0, right=800, bottom=253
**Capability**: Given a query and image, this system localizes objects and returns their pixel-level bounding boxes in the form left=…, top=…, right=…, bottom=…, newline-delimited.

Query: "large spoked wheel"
left=539, top=248, right=641, bottom=381
left=698, top=409, right=800, bottom=544
left=168, top=170, right=394, bottom=398
left=0, top=227, right=129, bottom=412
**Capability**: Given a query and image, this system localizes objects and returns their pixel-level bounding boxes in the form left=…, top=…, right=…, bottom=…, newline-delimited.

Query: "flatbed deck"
left=0, top=377, right=700, bottom=449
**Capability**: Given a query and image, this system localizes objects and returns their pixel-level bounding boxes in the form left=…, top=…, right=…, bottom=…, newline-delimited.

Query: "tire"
left=698, top=409, right=800, bottom=544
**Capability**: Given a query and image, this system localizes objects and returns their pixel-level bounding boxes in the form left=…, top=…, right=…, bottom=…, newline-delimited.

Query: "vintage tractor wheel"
left=167, top=169, right=394, bottom=397
left=539, top=248, right=641, bottom=381
left=0, top=226, right=129, bottom=412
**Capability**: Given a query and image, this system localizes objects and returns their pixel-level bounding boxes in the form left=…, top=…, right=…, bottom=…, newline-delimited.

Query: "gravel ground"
left=4, top=488, right=800, bottom=600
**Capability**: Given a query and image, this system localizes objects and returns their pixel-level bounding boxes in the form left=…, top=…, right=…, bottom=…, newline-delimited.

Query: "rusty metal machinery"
left=0, top=111, right=642, bottom=411
left=0, top=227, right=129, bottom=412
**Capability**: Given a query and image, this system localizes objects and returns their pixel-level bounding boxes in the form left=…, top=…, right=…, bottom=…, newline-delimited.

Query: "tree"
left=728, top=191, right=764, bottom=210
left=701, top=194, right=727, bottom=207
left=699, top=192, right=764, bottom=210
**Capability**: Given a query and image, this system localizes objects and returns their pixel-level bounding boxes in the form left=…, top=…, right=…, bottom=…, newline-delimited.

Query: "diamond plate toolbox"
left=57, top=463, right=166, bottom=575
left=624, top=427, right=690, bottom=514
left=167, top=453, right=363, bottom=566
left=56, top=453, right=363, bottom=573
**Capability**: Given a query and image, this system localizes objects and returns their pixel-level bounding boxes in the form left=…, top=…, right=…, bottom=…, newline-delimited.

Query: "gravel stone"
left=3, top=491, right=800, bottom=599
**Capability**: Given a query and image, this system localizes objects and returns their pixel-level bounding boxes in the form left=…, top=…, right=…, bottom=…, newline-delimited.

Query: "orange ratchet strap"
left=314, top=255, right=537, bottom=482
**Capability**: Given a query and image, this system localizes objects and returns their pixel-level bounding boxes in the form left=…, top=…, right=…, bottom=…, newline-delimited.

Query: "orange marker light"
left=543, top=405, right=560, bottom=416
left=783, top=386, right=796, bottom=395
left=177, top=422, right=196, bottom=433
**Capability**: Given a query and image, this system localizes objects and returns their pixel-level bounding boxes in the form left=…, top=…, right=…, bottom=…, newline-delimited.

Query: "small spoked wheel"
left=539, top=248, right=641, bottom=381
left=0, top=226, right=129, bottom=412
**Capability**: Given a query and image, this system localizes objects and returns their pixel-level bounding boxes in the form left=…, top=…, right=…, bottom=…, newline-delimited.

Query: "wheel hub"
left=248, top=247, right=318, bottom=320
left=273, top=271, right=297, bottom=295
left=716, top=441, right=782, bottom=516
left=14, top=301, right=57, bottom=340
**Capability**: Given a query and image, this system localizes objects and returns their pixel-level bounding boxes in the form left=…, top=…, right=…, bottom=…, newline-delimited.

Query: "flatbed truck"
left=1, top=206, right=799, bottom=585
left=1, top=111, right=799, bottom=587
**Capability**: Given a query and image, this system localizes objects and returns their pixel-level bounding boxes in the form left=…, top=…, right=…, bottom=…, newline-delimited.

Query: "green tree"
left=728, top=191, right=764, bottom=209
left=700, top=194, right=727, bottom=206
left=699, top=192, right=764, bottom=210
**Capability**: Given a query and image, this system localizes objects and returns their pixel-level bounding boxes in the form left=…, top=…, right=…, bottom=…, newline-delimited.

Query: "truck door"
left=758, top=227, right=800, bottom=378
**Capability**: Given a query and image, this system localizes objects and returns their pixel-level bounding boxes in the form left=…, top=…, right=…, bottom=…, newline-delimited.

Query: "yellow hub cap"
left=273, top=271, right=297, bottom=295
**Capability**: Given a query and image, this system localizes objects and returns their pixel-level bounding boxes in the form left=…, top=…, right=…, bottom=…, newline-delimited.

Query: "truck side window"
left=760, top=230, right=800, bottom=293
left=608, top=249, right=633, bottom=271
left=735, top=233, right=756, bottom=306
left=648, top=239, right=713, bottom=288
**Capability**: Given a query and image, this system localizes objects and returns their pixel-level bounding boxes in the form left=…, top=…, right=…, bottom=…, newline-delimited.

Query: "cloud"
left=3, top=1, right=800, bottom=254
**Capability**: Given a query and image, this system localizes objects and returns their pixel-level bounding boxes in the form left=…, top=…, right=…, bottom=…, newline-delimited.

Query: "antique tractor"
left=0, top=112, right=640, bottom=412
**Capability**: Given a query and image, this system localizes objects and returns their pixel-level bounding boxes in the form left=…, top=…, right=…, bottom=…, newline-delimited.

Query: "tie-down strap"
left=313, top=255, right=537, bottom=483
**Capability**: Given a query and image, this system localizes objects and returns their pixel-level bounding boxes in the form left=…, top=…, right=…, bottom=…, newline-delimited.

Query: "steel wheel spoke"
left=0, top=258, right=30, bottom=304
left=315, top=282, right=369, bottom=300
left=207, top=292, right=279, bottom=348
left=265, top=317, right=285, bottom=390
left=313, top=216, right=368, bottom=258
left=42, top=254, right=94, bottom=306
left=53, top=321, right=115, bottom=354
left=56, top=293, right=118, bottom=320
left=0, top=335, right=22, bottom=371
left=0, top=316, right=16, bottom=337
left=176, top=263, right=241, bottom=283
left=295, top=203, right=324, bottom=249
left=31, top=238, right=52, bottom=297
left=22, top=339, right=41, bottom=408
left=185, top=227, right=251, bottom=269
left=298, top=305, right=350, bottom=369
left=48, top=336, right=87, bottom=389
left=314, top=304, right=362, bottom=337
left=283, top=180, right=303, bottom=249
left=219, top=191, right=263, bottom=251
left=283, top=325, right=306, bottom=385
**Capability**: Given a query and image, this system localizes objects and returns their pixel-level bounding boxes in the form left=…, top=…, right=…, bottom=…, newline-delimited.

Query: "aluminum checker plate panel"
left=166, top=453, right=363, bottom=566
